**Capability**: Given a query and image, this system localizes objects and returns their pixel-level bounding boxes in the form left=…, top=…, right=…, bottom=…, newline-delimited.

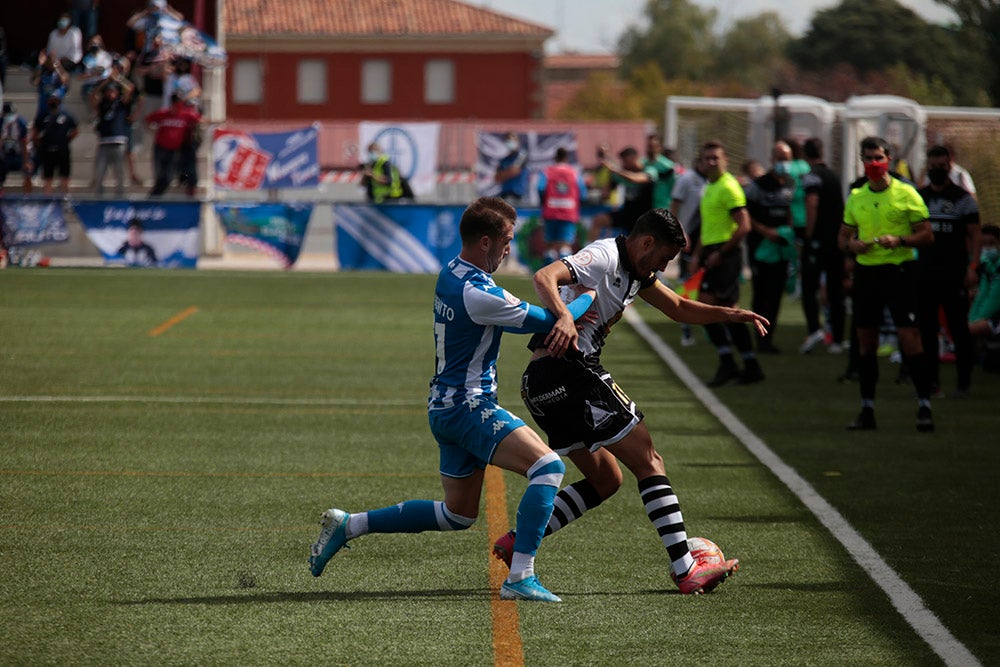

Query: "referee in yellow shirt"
left=838, top=136, right=935, bottom=432
left=695, top=140, right=765, bottom=386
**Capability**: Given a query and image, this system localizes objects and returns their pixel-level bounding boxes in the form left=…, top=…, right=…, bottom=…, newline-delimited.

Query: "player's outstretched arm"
left=502, top=291, right=594, bottom=334
left=639, top=281, right=770, bottom=337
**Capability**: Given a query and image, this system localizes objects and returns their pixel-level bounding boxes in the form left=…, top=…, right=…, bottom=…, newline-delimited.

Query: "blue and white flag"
left=74, top=201, right=201, bottom=268
left=334, top=204, right=463, bottom=272
left=475, top=131, right=577, bottom=204
left=215, top=203, right=313, bottom=268
left=213, top=126, right=320, bottom=190
left=0, top=199, right=70, bottom=247
left=140, top=11, right=227, bottom=68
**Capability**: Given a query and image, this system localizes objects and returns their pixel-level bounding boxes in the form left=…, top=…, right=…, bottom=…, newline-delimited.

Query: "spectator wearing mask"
left=79, top=34, right=113, bottom=109
left=361, top=142, right=405, bottom=204
left=31, top=51, right=69, bottom=120
left=1, top=102, right=32, bottom=193
left=31, top=93, right=79, bottom=195
left=46, top=13, right=83, bottom=72
left=91, top=74, right=135, bottom=197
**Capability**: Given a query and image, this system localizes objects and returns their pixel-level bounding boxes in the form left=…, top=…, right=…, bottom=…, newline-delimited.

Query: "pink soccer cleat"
left=492, top=530, right=516, bottom=569
left=672, top=558, right=740, bottom=595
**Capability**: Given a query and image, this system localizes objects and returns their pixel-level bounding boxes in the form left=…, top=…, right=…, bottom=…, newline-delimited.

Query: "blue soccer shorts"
left=428, top=396, right=525, bottom=479
left=543, top=218, right=579, bottom=245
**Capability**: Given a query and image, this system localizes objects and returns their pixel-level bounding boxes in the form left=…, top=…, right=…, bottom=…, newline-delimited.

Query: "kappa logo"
left=480, top=407, right=498, bottom=423
left=466, top=396, right=482, bottom=412
left=492, top=419, right=510, bottom=435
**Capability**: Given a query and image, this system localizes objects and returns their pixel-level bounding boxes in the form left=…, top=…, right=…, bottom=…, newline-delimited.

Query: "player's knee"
left=527, top=451, right=565, bottom=487
left=593, top=468, right=624, bottom=500
left=442, top=504, right=476, bottom=531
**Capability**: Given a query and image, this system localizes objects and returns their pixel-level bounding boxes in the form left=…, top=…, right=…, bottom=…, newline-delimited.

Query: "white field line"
left=0, top=395, right=421, bottom=407
left=623, top=308, right=980, bottom=667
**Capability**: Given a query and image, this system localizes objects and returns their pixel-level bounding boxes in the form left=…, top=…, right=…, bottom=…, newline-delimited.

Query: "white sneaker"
left=828, top=343, right=843, bottom=354
left=681, top=335, right=696, bottom=347
left=799, top=330, right=826, bottom=354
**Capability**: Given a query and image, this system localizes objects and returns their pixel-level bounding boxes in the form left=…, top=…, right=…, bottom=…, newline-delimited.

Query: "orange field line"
left=485, top=465, right=524, bottom=667
left=148, top=306, right=199, bottom=337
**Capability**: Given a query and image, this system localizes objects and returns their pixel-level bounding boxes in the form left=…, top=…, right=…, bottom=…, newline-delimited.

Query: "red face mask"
left=864, top=160, right=889, bottom=181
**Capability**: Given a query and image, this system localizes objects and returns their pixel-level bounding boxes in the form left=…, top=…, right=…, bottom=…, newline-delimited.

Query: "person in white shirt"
left=46, top=13, right=83, bottom=71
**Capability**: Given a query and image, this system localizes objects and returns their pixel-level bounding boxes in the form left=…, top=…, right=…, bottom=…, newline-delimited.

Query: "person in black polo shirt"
left=916, top=145, right=981, bottom=397
left=799, top=138, right=846, bottom=354
left=31, top=94, right=79, bottom=195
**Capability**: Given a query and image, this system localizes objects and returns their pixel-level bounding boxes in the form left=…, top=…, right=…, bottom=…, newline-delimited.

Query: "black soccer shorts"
left=521, top=355, right=642, bottom=455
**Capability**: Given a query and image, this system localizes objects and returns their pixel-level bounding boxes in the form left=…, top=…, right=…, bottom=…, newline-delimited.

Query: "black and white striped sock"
left=638, top=475, right=694, bottom=577
left=545, top=479, right=604, bottom=536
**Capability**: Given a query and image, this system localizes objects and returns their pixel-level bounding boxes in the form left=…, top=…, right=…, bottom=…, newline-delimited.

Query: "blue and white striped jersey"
left=428, top=257, right=531, bottom=410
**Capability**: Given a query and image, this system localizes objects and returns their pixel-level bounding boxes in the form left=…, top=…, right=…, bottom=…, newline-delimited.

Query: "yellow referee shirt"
left=844, top=178, right=929, bottom=266
left=699, top=172, right=746, bottom=246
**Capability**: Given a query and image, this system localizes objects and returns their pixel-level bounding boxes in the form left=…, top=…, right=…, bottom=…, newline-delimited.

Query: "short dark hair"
left=629, top=208, right=686, bottom=247
left=927, top=145, right=951, bottom=160
left=619, top=146, right=638, bottom=160
left=860, top=136, right=891, bottom=156
left=783, top=137, right=804, bottom=160
left=460, top=197, right=516, bottom=244
left=701, top=140, right=725, bottom=155
left=554, top=147, right=568, bottom=162
left=127, top=218, right=144, bottom=231
left=804, top=137, right=823, bottom=160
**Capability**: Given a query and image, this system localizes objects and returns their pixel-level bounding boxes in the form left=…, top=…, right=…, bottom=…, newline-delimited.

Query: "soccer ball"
left=687, top=537, right=725, bottom=565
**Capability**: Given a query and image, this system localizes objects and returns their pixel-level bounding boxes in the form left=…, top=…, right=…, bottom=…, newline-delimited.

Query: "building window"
left=233, top=59, right=262, bottom=104
left=297, top=59, right=327, bottom=104
left=424, top=59, right=454, bottom=104
left=362, top=59, right=391, bottom=104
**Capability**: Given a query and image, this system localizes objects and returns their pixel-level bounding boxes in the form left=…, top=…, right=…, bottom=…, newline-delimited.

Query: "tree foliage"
left=618, top=0, right=719, bottom=81
left=788, top=0, right=993, bottom=105
left=713, top=12, right=792, bottom=90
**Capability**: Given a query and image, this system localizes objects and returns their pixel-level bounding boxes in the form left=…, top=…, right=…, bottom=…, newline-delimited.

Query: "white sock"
left=508, top=552, right=535, bottom=583
left=344, top=512, right=368, bottom=540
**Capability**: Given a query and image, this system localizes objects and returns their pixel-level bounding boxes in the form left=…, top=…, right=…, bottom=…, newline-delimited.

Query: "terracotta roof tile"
left=545, top=54, right=619, bottom=70
left=225, top=0, right=554, bottom=38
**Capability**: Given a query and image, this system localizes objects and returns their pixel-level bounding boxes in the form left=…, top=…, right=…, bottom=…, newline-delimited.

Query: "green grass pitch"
left=1, top=269, right=996, bottom=665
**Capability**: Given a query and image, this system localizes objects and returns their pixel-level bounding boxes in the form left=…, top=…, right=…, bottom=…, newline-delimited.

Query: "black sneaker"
left=847, top=407, right=876, bottom=431
left=737, top=359, right=765, bottom=384
left=707, top=362, right=740, bottom=387
left=916, top=406, right=935, bottom=433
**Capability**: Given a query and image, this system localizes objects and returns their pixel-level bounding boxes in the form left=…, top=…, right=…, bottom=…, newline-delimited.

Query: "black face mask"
left=928, top=167, right=950, bottom=186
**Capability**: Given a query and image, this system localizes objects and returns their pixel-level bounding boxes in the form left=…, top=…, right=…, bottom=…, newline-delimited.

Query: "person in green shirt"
left=644, top=133, right=676, bottom=210
left=838, top=136, right=935, bottom=432
left=693, top=140, right=766, bottom=386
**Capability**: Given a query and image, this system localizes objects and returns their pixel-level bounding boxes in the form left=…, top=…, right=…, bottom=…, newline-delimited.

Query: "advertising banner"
left=359, top=122, right=441, bottom=197
left=213, top=126, right=320, bottom=190
left=0, top=199, right=70, bottom=247
left=475, top=131, right=578, bottom=204
left=334, top=204, right=608, bottom=273
left=73, top=201, right=201, bottom=268
left=215, top=203, right=313, bottom=268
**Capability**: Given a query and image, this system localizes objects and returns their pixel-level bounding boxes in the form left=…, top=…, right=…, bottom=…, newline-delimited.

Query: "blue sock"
left=366, top=500, right=473, bottom=534
left=512, top=453, right=565, bottom=557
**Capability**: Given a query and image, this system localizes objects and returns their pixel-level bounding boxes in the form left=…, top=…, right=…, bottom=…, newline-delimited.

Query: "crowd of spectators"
left=0, top=1, right=203, bottom=198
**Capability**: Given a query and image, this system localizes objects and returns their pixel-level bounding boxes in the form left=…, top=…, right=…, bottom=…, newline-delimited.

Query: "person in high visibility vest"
left=362, top=142, right=404, bottom=204
left=537, top=147, right=586, bottom=264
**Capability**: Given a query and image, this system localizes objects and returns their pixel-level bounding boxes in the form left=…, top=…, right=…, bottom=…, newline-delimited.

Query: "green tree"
left=789, top=0, right=992, bottom=105
left=933, top=0, right=1000, bottom=103
left=714, top=12, right=792, bottom=90
left=618, top=0, right=718, bottom=81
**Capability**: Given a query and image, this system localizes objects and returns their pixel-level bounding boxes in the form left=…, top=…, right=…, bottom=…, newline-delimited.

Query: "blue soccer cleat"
left=309, top=508, right=350, bottom=577
left=499, top=575, right=562, bottom=602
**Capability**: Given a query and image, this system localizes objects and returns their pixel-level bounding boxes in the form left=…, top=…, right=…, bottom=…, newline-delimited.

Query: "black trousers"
left=802, top=242, right=847, bottom=344
left=917, top=269, right=973, bottom=390
left=751, top=259, right=788, bottom=346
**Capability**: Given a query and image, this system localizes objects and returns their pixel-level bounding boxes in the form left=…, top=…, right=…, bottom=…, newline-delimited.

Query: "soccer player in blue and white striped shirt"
left=310, top=197, right=593, bottom=602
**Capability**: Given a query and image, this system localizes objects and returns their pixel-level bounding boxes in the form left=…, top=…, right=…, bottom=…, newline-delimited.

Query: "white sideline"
left=0, top=395, right=420, bottom=407
left=623, top=308, right=980, bottom=667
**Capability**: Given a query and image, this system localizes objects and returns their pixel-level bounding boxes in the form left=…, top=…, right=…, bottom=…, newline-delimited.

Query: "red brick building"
left=223, top=0, right=554, bottom=121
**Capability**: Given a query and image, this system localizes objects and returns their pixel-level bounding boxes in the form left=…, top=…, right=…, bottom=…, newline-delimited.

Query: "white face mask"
left=505, top=139, right=519, bottom=153
left=57, top=18, right=70, bottom=29
left=981, top=247, right=999, bottom=263
left=368, top=151, right=380, bottom=163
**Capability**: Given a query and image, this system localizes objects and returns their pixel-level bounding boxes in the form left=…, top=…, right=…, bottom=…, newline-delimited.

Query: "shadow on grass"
left=701, top=513, right=809, bottom=524
left=120, top=588, right=489, bottom=605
